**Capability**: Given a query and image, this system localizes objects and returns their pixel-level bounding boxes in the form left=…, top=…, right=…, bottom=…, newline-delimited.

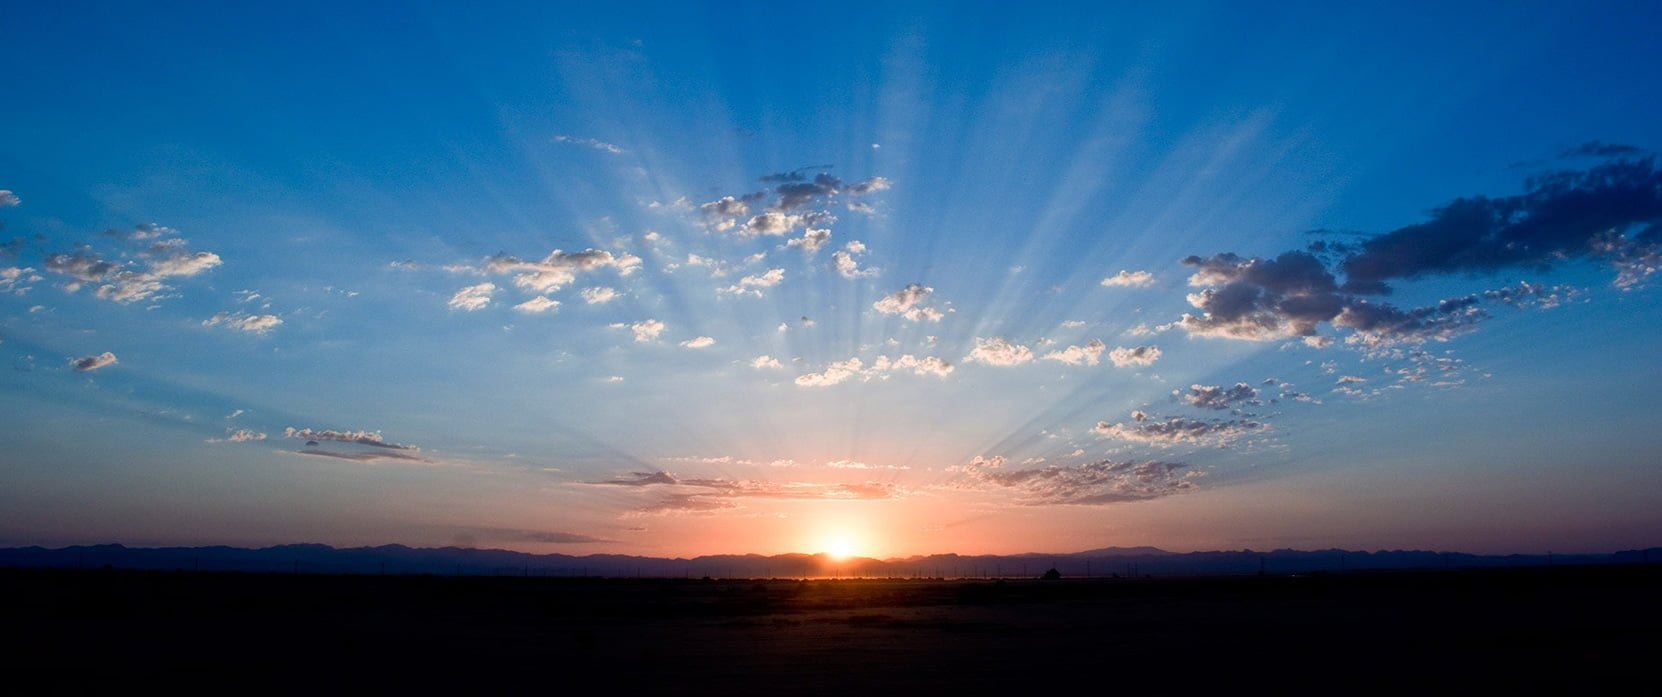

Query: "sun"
left=824, top=536, right=856, bottom=560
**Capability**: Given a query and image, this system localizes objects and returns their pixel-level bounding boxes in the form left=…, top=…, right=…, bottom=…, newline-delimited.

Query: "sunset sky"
left=3, top=1, right=1660, bottom=558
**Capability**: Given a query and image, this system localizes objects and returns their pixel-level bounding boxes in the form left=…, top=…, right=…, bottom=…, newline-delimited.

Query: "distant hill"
left=2, top=543, right=1657, bottom=578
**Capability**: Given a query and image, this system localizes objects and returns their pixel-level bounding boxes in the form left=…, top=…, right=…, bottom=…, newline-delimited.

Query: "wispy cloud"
left=69, top=352, right=118, bottom=372
left=1101, top=270, right=1155, bottom=288
left=552, top=134, right=624, bottom=154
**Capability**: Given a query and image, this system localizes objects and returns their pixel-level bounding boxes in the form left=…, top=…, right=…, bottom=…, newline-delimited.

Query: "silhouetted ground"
left=7, top=566, right=1658, bottom=693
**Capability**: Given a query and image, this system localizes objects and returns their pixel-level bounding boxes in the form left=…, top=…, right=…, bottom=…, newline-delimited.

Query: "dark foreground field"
left=7, top=566, right=1659, bottom=693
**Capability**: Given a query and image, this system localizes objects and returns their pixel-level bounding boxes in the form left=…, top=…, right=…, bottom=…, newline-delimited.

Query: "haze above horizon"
left=2, top=1, right=1660, bottom=559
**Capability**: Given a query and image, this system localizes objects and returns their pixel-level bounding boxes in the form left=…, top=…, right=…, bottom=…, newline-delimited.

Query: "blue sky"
left=2, top=1, right=1660, bottom=556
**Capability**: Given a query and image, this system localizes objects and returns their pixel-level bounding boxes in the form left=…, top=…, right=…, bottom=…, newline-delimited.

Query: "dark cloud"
left=1094, top=413, right=1264, bottom=446
left=590, top=470, right=905, bottom=515
left=1339, top=158, right=1662, bottom=294
left=1177, top=158, right=1662, bottom=346
left=958, top=457, right=1201, bottom=505
left=292, top=449, right=427, bottom=463
left=284, top=427, right=417, bottom=451
left=1558, top=141, right=1646, bottom=159
left=1179, top=383, right=1260, bottom=411
left=514, top=530, right=610, bottom=544
left=69, top=352, right=118, bottom=372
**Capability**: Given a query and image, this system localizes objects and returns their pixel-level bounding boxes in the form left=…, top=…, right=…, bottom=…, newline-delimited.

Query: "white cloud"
left=680, top=336, right=715, bottom=349
left=626, top=319, right=665, bottom=343
left=751, top=355, right=783, bottom=370
left=873, top=283, right=944, bottom=322
left=1101, top=270, right=1155, bottom=288
left=786, top=228, right=832, bottom=254
left=448, top=282, right=496, bottom=311
left=69, top=352, right=118, bottom=372
left=795, top=357, right=866, bottom=387
left=964, top=337, right=1034, bottom=366
left=0, top=266, right=40, bottom=294
left=0, top=190, right=18, bottom=207
left=1061, top=320, right=1087, bottom=329
left=485, top=249, right=641, bottom=293
left=580, top=287, right=618, bottom=304
left=552, top=134, right=624, bottom=154
left=203, top=311, right=284, bottom=333
left=721, top=268, right=786, bottom=297
left=1042, top=339, right=1106, bottom=366
left=513, top=296, right=561, bottom=314
left=207, top=428, right=267, bottom=443
left=831, top=240, right=878, bottom=279
left=1108, top=345, right=1162, bottom=367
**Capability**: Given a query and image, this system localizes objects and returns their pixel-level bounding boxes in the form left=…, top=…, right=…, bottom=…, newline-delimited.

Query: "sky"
left=2, top=1, right=1660, bottom=558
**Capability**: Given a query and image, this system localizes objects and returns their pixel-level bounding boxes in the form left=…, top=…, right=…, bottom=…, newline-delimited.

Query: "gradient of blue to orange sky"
left=2, top=1, right=1660, bottom=558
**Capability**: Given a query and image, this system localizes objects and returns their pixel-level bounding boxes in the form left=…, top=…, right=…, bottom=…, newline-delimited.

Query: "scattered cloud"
left=956, top=456, right=1201, bottom=504
left=552, top=134, right=624, bottom=154
left=203, top=311, right=283, bottom=333
left=1042, top=339, right=1106, bottom=366
left=1179, top=383, right=1260, bottom=410
left=1093, top=413, right=1264, bottom=446
left=207, top=428, right=267, bottom=443
left=590, top=469, right=907, bottom=515
left=623, top=319, right=665, bottom=342
left=680, top=336, right=715, bottom=349
left=484, top=248, right=641, bottom=294
left=283, top=427, right=417, bottom=451
left=721, top=268, right=785, bottom=297
left=513, top=296, right=560, bottom=314
left=786, top=227, right=832, bottom=254
left=1101, top=270, right=1155, bottom=288
left=0, top=190, right=18, bottom=207
left=795, top=354, right=953, bottom=386
left=833, top=240, right=878, bottom=278
left=45, top=230, right=223, bottom=304
left=963, top=337, right=1034, bottom=367
left=69, top=352, right=118, bottom=372
left=873, top=283, right=944, bottom=322
left=448, top=282, right=495, bottom=311
left=580, top=287, right=618, bottom=304
left=751, top=355, right=783, bottom=370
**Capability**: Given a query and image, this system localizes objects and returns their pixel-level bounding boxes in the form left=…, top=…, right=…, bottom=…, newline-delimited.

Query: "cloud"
left=580, top=287, right=618, bottom=304
left=207, top=428, right=267, bottom=443
left=203, top=311, right=283, bottom=333
left=680, top=336, right=715, bottom=349
left=786, top=227, right=832, bottom=254
left=1180, top=383, right=1260, bottom=410
left=552, top=135, right=624, bottom=154
left=720, top=268, right=785, bottom=297
left=44, top=231, right=223, bottom=304
left=832, top=241, right=878, bottom=278
left=1178, top=158, right=1662, bottom=346
left=847, top=176, right=892, bottom=196
left=1042, top=339, right=1106, bottom=366
left=513, top=530, right=610, bottom=544
left=625, top=319, right=665, bottom=342
left=751, top=355, right=783, bottom=370
left=591, top=469, right=907, bottom=514
left=1093, top=413, right=1264, bottom=446
left=1101, top=270, right=1155, bottom=288
left=957, top=457, right=1201, bottom=505
left=795, top=357, right=866, bottom=387
left=292, top=448, right=428, bottom=463
left=448, top=282, right=495, bottom=311
left=964, top=337, right=1034, bottom=367
left=794, top=354, right=953, bottom=386
left=0, top=190, right=18, bottom=207
left=69, top=352, right=118, bottom=372
left=513, top=296, right=560, bottom=314
left=283, top=427, right=417, bottom=451
left=484, top=248, right=641, bottom=293
left=872, top=283, right=944, bottom=322
left=0, top=266, right=40, bottom=294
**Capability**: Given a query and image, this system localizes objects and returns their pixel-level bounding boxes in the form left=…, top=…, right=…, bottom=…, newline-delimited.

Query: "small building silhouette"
left=1041, top=567, right=1062, bottom=580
